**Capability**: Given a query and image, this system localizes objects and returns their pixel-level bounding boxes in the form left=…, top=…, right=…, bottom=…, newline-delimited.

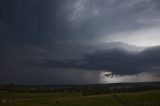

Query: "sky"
left=0, top=0, right=160, bottom=84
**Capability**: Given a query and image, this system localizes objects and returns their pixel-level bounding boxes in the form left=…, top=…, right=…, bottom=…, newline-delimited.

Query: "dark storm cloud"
left=1, top=0, right=160, bottom=47
left=1, top=0, right=160, bottom=44
left=0, top=0, right=160, bottom=84
left=0, top=0, right=65, bottom=47
left=28, top=46, right=160, bottom=75
left=59, top=0, right=160, bottom=43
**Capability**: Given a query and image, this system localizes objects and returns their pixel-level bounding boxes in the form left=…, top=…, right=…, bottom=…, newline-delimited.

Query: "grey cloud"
left=29, top=45, right=160, bottom=75
left=62, top=0, right=160, bottom=43
left=1, top=0, right=160, bottom=84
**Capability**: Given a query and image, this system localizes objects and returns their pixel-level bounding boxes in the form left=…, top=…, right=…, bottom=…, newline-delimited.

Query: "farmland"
left=0, top=90, right=160, bottom=106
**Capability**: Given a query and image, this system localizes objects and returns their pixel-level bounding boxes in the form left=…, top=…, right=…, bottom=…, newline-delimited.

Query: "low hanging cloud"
left=100, top=72, right=160, bottom=83
left=28, top=45, right=160, bottom=75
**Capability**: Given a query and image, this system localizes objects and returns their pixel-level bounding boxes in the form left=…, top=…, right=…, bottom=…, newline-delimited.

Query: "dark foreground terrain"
left=0, top=82, right=160, bottom=106
left=0, top=90, right=160, bottom=106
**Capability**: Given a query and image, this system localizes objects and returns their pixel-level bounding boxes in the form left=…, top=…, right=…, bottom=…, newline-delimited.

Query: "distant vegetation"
left=0, top=82, right=160, bottom=95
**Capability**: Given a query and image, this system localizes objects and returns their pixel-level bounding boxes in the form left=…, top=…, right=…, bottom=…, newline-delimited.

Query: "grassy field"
left=0, top=90, right=160, bottom=106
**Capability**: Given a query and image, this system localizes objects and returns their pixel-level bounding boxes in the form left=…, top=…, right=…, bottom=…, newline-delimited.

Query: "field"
left=0, top=90, right=160, bottom=106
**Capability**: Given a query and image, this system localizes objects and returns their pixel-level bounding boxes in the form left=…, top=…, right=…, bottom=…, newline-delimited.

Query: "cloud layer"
left=29, top=45, right=160, bottom=75
left=0, top=0, right=160, bottom=84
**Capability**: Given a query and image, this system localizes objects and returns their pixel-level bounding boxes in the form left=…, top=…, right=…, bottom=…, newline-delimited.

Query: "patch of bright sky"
left=104, top=25, right=160, bottom=47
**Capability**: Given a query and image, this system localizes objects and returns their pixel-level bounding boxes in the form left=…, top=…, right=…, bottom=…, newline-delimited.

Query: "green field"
left=0, top=90, right=160, bottom=106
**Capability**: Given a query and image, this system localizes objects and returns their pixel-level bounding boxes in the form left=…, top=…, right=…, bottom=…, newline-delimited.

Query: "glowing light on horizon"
left=100, top=71, right=160, bottom=83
